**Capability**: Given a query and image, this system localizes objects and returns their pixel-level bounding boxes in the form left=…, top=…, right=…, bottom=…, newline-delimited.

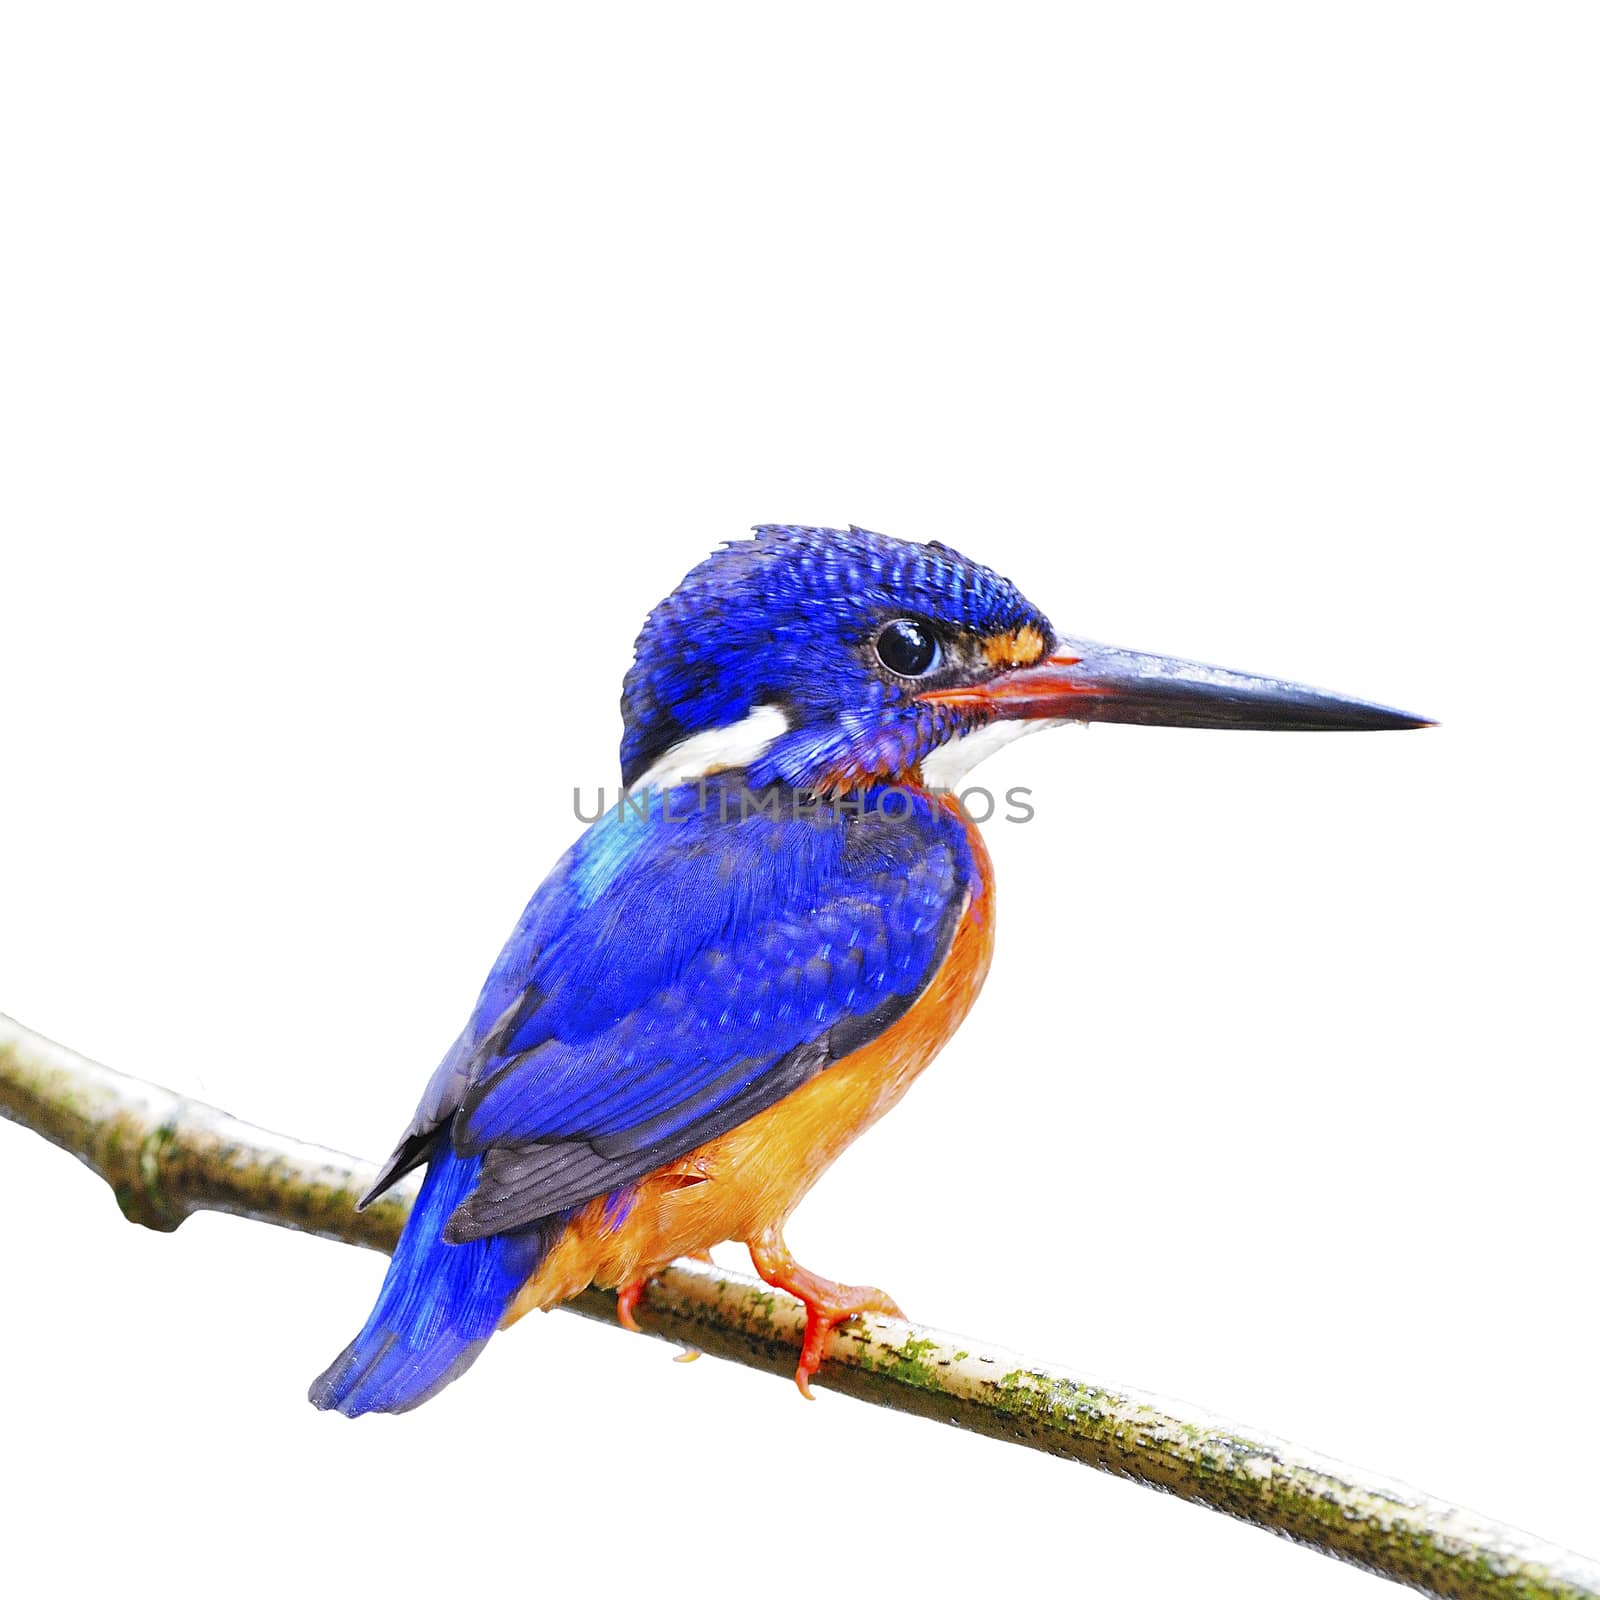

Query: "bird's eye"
left=875, top=618, right=941, bottom=678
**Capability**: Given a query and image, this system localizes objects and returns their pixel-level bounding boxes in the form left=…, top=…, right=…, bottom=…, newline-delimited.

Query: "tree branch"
left=2, top=1012, right=1593, bottom=1600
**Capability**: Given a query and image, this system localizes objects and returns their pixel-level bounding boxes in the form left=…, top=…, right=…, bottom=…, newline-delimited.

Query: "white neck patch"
left=920, top=717, right=1068, bottom=791
left=627, top=703, right=790, bottom=793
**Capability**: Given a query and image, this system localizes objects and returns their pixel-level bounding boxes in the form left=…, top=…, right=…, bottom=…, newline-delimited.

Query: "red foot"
left=615, top=1280, right=644, bottom=1334
left=745, top=1226, right=903, bottom=1398
left=616, top=1252, right=715, bottom=1338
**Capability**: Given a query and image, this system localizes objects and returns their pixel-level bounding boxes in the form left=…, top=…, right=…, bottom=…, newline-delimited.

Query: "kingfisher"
left=310, top=523, right=1428, bottom=1415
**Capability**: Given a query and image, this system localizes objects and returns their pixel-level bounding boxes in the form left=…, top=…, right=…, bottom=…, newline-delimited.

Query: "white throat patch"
left=920, top=717, right=1067, bottom=790
left=627, top=704, right=790, bottom=793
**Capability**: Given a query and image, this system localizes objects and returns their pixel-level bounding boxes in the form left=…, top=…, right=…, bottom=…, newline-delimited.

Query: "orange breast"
left=504, top=795, right=996, bottom=1323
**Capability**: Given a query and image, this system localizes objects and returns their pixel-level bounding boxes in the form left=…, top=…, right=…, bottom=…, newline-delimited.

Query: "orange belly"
left=503, top=795, right=996, bottom=1325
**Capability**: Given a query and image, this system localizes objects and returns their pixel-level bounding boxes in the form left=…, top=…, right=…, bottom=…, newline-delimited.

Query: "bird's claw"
left=616, top=1251, right=717, bottom=1340
left=744, top=1225, right=903, bottom=1397
left=793, top=1282, right=902, bottom=1397
left=615, top=1280, right=644, bottom=1334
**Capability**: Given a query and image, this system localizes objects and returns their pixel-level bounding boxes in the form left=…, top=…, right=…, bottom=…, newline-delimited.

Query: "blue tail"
left=309, top=1145, right=546, bottom=1417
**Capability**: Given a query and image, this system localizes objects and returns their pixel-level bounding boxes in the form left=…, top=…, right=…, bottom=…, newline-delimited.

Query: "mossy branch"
left=2, top=1011, right=1594, bottom=1600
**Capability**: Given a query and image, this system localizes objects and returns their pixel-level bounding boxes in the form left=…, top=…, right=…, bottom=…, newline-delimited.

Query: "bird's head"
left=620, top=524, right=1429, bottom=795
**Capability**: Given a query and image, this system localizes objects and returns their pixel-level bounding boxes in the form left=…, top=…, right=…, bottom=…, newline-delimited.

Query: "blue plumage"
left=456, top=781, right=971, bottom=1151
left=307, top=1148, right=557, bottom=1417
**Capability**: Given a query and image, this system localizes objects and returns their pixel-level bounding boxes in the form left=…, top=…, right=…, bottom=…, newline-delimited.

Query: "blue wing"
left=363, top=779, right=979, bottom=1243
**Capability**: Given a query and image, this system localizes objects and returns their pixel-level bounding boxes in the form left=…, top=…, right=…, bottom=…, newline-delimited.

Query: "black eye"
left=875, top=618, right=941, bottom=677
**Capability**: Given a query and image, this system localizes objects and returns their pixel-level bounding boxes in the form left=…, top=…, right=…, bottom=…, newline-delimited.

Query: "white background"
left=2, top=5, right=1595, bottom=1597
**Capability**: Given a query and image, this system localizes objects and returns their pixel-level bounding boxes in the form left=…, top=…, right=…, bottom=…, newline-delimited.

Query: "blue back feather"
left=456, top=782, right=972, bottom=1151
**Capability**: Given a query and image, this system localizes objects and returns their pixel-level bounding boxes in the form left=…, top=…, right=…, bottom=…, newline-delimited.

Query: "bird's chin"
left=918, top=717, right=1070, bottom=791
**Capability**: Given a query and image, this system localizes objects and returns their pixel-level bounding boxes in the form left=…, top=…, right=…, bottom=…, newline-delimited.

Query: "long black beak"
left=920, top=637, right=1434, bottom=731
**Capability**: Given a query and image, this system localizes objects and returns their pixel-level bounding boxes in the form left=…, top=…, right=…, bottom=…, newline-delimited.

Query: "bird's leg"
left=615, top=1250, right=716, bottom=1335
left=745, top=1225, right=903, bottom=1398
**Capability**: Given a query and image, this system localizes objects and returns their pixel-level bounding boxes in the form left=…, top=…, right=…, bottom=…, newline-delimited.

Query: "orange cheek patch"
left=983, top=624, right=1047, bottom=668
